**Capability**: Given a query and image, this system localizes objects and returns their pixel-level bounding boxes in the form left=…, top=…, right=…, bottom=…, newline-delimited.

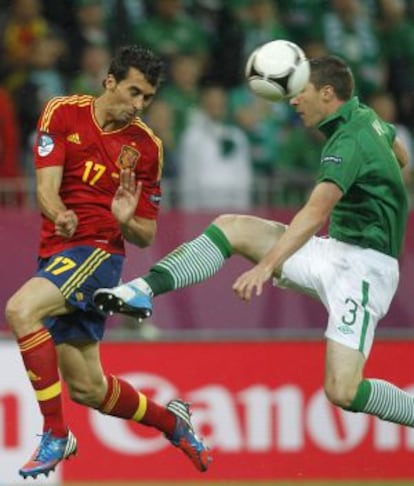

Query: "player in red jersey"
left=5, top=45, right=210, bottom=479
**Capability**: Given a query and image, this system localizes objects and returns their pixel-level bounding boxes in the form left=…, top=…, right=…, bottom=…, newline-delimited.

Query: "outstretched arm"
left=233, top=181, right=343, bottom=301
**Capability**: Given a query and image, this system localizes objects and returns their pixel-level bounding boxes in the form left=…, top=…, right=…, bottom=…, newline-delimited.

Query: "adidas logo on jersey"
left=67, top=133, right=81, bottom=144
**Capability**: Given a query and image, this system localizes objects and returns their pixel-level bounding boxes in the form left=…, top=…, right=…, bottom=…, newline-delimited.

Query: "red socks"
left=99, top=375, right=176, bottom=435
left=18, top=328, right=67, bottom=437
left=18, top=330, right=176, bottom=438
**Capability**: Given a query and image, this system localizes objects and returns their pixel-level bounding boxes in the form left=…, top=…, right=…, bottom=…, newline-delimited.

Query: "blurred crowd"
left=0, top=0, right=413, bottom=209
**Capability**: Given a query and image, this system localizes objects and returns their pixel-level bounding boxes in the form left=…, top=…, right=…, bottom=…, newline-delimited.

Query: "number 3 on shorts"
left=341, top=280, right=370, bottom=329
left=341, top=297, right=359, bottom=325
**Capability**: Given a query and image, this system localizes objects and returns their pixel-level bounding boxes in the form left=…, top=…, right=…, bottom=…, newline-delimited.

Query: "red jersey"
left=34, top=95, right=163, bottom=257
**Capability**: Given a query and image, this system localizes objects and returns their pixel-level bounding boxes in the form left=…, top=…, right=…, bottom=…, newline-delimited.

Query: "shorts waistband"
left=329, top=238, right=398, bottom=266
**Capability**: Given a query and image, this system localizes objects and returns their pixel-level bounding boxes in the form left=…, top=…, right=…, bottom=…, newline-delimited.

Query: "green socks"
left=349, top=379, right=414, bottom=426
left=142, top=224, right=233, bottom=296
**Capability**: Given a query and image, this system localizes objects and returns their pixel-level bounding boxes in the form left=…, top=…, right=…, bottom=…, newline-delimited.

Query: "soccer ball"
left=245, top=40, right=310, bottom=102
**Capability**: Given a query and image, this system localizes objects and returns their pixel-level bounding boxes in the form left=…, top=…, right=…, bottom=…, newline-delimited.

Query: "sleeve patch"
left=37, top=133, right=55, bottom=157
left=321, top=155, right=343, bottom=165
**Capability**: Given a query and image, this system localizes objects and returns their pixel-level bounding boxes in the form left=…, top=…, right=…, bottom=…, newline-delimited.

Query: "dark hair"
left=108, top=45, right=165, bottom=87
left=309, top=55, right=354, bottom=101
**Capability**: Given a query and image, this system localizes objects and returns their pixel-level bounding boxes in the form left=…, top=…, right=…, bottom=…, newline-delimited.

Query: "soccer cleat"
left=19, top=429, right=77, bottom=479
left=166, top=399, right=211, bottom=472
left=93, top=283, right=153, bottom=320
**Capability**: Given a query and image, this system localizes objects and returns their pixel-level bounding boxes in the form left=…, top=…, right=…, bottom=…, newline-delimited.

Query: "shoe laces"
left=34, top=432, right=63, bottom=462
left=175, top=417, right=203, bottom=449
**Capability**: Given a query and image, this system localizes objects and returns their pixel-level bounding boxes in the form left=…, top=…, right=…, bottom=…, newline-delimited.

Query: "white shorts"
left=276, top=237, right=399, bottom=357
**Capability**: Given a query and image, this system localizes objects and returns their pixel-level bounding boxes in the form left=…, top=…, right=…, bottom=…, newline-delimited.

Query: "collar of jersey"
left=317, top=96, right=359, bottom=137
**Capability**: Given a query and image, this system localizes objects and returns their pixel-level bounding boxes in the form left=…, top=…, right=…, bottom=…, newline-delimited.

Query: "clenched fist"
left=55, top=210, right=78, bottom=238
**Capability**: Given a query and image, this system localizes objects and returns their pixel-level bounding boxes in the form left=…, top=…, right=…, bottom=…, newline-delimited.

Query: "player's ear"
left=104, top=74, right=117, bottom=91
left=321, top=85, right=334, bottom=101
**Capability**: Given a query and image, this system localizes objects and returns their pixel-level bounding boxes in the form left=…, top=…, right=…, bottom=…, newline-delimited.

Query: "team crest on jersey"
left=37, top=133, right=54, bottom=157
left=117, top=145, right=140, bottom=169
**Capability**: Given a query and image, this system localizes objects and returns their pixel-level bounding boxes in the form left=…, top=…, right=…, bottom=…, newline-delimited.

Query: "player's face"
left=107, top=67, right=157, bottom=122
left=290, top=82, right=327, bottom=128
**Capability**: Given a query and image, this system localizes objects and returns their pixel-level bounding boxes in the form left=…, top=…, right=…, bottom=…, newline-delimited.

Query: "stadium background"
left=1, top=0, right=414, bottom=484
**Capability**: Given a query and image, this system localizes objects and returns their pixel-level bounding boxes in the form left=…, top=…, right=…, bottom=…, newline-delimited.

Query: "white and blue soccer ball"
left=245, top=39, right=310, bottom=102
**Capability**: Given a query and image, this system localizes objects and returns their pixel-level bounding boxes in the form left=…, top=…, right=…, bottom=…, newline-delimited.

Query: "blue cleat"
left=19, top=429, right=77, bottom=479
left=166, top=399, right=211, bottom=472
left=93, top=283, right=153, bottom=320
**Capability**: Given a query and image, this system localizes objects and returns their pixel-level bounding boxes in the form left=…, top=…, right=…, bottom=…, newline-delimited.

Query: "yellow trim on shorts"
left=60, top=248, right=110, bottom=298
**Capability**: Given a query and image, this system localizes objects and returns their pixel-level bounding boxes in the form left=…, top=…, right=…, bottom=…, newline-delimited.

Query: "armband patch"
left=37, top=133, right=54, bottom=157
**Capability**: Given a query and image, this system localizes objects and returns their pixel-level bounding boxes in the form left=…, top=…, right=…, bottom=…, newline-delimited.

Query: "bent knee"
left=324, top=381, right=360, bottom=409
left=66, top=380, right=105, bottom=408
left=213, top=214, right=286, bottom=258
left=6, top=295, right=24, bottom=323
left=212, top=214, right=261, bottom=254
left=5, top=295, right=33, bottom=334
left=212, top=214, right=240, bottom=230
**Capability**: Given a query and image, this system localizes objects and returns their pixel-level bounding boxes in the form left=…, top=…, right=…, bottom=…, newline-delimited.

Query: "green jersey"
left=316, top=97, right=408, bottom=258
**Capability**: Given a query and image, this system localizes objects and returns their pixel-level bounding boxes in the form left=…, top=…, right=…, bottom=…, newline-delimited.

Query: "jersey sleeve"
left=34, top=97, right=67, bottom=169
left=384, top=121, right=396, bottom=144
left=316, top=133, right=361, bottom=194
left=135, top=139, right=163, bottom=219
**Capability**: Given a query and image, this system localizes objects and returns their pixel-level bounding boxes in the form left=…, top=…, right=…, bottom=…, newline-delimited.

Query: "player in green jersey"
left=94, top=56, right=414, bottom=428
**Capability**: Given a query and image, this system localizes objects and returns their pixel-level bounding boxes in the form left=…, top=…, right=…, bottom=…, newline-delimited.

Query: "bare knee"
left=5, top=294, right=35, bottom=336
left=213, top=214, right=239, bottom=231
left=324, top=379, right=360, bottom=409
left=324, top=340, right=365, bottom=409
left=210, top=214, right=240, bottom=251
left=213, top=214, right=286, bottom=257
left=66, top=377, right=106, bottom=408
